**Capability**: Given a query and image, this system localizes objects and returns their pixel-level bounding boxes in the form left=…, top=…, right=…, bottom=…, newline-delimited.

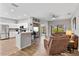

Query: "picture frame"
left=73, top=17, right=76, bottom=30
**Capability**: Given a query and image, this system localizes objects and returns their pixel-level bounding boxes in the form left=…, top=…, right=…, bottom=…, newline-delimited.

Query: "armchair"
left=44, top=36, right=68, bottom=55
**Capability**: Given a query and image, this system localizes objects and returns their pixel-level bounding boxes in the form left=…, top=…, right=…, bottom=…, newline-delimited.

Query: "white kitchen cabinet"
left=0, top=24, right=9, bottom=39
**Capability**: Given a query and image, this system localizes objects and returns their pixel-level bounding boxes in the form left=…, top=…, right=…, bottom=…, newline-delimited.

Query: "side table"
left=67, top=40, right=74, bottom=53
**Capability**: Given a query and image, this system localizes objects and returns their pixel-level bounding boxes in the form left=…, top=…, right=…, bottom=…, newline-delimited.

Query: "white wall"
left=40, top=20, right=48, bottom=37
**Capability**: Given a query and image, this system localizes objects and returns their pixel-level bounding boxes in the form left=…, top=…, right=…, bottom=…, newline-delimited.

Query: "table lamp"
left=66, top=30, right=72, bottom=39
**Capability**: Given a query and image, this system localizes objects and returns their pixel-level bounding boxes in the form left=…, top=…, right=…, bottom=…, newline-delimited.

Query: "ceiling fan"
left=11, top=3, right=19, bottom=7
left=51, top=14, right=59, bottom=19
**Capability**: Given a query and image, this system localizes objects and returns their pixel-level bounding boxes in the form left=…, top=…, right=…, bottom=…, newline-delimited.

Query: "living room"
left=0, top=3, right=79, bottom=56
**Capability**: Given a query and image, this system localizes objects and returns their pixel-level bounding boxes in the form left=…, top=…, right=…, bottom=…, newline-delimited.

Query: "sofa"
left=44, top=33, right=68, bottom=55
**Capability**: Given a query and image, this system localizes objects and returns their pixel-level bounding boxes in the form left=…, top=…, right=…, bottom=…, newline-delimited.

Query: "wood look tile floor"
left=0, top=36, right=79, bottom=56
left=0, top=36, right=48, bottom=56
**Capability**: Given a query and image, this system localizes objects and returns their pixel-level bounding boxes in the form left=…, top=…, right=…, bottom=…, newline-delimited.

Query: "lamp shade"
left=66, top=30, right=72, bottom=36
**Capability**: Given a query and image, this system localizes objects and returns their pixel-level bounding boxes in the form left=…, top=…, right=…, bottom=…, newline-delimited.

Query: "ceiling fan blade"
left=52, top=14, right=59, bottom=18
left=11, top=3, right=19, bottom=7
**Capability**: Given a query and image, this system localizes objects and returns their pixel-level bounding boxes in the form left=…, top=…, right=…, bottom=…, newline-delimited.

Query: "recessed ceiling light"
left=11, top=9, right=15, bottom=12
left=52, top=17, right=56, bottom=19
left=24, top=14, right=27, bottom=17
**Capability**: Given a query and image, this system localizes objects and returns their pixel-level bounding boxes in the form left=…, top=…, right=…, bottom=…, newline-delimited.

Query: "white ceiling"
left=0, top=3, right=79, bottom=21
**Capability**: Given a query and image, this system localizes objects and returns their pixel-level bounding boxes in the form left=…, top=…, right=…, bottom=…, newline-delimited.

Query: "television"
left=33, top=27, right=39, bottom=32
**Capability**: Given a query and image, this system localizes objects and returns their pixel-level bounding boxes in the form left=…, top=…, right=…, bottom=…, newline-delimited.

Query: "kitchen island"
left=16, top=32, right=32, bottom=49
